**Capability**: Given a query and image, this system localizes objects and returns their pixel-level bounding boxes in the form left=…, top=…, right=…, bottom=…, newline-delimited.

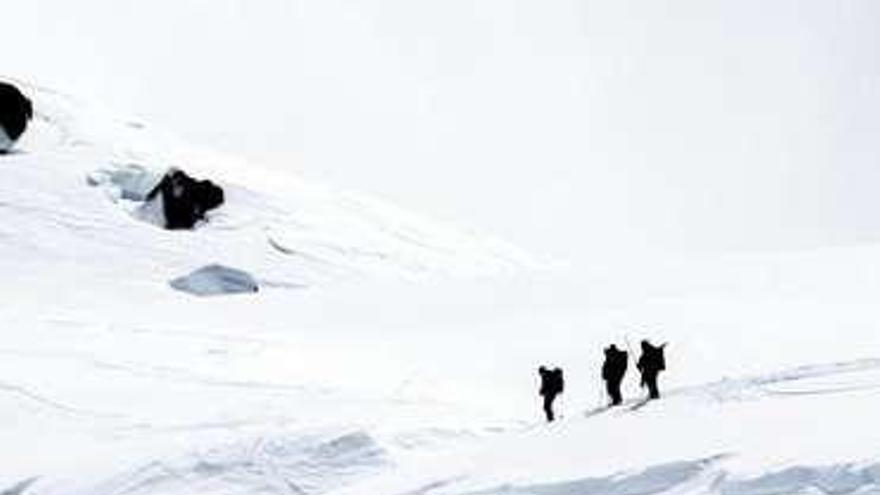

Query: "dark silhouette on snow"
left=0, top=81, right=33, bottom=153
left=602, top=344, right=628, bottom=405
left=147, top=169, right=224, bottom=229
left=637, top=340, right=666, bottom=399
left=538, top=366, right=564, bottom=422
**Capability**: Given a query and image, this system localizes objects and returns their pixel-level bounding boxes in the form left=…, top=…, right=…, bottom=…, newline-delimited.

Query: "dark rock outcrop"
left=0, top=82, right=33, bottom=152
left=147, top=169, right=224, bottom=229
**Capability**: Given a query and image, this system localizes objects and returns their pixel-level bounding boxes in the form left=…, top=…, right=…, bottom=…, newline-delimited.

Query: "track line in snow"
left=567, top=358, right=880, bottom=425
left=0, top=380, right=122, bottom=420
left=681, top=358, right=880, bottom=405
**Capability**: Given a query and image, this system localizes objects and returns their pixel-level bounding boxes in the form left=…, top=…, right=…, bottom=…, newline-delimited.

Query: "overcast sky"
left=4, top=0, right=880, bottom=263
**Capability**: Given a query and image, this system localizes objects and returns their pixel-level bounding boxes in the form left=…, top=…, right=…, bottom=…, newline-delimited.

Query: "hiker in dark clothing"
left=538, top=366, right=564, bottom=422
left=602, top=344, right=628, bottom=405
left=637, top=340, right=666, bottom=399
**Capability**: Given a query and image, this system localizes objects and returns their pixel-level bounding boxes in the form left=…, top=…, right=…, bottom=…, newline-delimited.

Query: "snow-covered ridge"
left=3, top=80, right=535, bottom=291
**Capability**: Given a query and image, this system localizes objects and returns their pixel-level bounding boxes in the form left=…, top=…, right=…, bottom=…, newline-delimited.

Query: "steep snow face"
left=4, top=81, right=534, bottom=291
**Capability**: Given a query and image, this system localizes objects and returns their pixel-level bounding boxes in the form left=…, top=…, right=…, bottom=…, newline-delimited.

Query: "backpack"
left=656, top=345, right=666, bottom=371
left=553, top=368, right=565, bottom=393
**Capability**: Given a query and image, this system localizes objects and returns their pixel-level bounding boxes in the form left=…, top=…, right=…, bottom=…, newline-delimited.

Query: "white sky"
left=4, top=0, right=880, bottom=263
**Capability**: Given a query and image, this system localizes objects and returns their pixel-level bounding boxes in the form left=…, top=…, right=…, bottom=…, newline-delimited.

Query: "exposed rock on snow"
left=170, top=264, right=259, bottom=296
left=146, top=169, right=224, bottom=230
left=0, top=81, right=32, bottom=153
left=89, top=165, right=224, bottom=230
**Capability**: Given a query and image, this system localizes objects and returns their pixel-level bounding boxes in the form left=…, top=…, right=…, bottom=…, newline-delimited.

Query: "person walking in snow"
left=602, top=344, right=628, bottom=406
left=636, top=340, right=666, bottom=399
left=538, top=366, right=564, bottom=422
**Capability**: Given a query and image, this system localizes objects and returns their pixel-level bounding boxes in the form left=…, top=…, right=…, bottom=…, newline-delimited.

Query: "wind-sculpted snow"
left=721, top=463, right=880, bottom=495
left=453, top=458, right=880, bottom=495
left=685, top=358, right=880, bottom=404
left=71, top=431, right=388, bottom=495
left=87, top=163, right=163, bottom=203
left=459, top=456, right=722, bottom=495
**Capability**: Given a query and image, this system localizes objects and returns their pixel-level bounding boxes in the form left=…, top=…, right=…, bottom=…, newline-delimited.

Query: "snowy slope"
left=4, top=81, right=533, bottom=291
left=342, top=359, right=880, bottom=494
left=3, top=81, right=880, bottom=495
left=0, top=81, right=534, bottom=493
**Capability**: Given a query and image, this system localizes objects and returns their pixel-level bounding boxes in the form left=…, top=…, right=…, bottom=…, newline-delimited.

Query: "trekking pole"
left=623, top=334, right=638, bottom=369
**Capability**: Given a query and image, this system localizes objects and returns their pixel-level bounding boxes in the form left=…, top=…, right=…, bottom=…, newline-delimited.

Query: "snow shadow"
left=461, top=456, right=720, bottom=495
left=87, top=164, right=167, bottom=228
left=456, top=458, right=880, bottom=495
left=721, top=463, right=880, bottom=495
left=169, top=264, right=259, bottom=296
left=0, top=477, right=39, bottom=495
